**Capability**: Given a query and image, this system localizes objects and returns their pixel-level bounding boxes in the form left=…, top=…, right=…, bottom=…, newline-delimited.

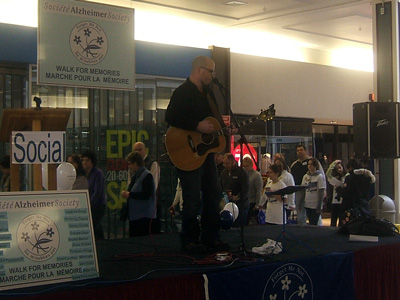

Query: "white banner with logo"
left=0, top=190, right=98, bottom=291
left=38, top=0, right=135, bottom=91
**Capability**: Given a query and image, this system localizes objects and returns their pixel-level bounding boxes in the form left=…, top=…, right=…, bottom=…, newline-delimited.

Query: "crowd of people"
left=164, top=55, right=376, bottom=254
left=66, top=150, right=106, bottom=241
left=65, top=142, right=161, bottom=240
left=57, top=134, right=375, bottom=249
left=165, top=137, right=376, bottom=255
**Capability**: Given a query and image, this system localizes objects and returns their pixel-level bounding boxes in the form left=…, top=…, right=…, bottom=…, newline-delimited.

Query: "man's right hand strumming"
left=197, top=119, right=214, bottom=133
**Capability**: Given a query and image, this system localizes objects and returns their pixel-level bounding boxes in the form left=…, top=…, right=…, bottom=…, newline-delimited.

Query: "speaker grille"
left=353, top=102, right=399, bottom=159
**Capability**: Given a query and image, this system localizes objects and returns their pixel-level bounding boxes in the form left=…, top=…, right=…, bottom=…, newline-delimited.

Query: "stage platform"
left=3, top=224, right=400, bottom=300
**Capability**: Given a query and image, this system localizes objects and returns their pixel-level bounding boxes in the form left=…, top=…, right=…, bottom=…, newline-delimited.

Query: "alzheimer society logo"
left=70, top=21, right=108, bottom=65
left=17, top=214, right=60, bottom=262
left=263, top=263, right=313, bottom=300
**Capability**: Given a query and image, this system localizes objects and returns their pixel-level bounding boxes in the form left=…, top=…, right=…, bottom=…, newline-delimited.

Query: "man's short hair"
left=242, top=157, right=253, bottom=166
left=81, top=150, right=97, bottom=166
left=224, top=153, right=235, bottom=162
left=346, top=158, right=364, bottom=170
left=297, top=144, right=306, bottom=151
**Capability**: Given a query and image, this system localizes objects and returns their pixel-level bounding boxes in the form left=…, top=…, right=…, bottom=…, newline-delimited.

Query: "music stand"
left=266, top=185, right=315, bottom=253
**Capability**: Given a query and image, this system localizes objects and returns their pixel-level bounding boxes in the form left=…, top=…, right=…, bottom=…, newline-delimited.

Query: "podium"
left=0, top=108, right=71, bottom=191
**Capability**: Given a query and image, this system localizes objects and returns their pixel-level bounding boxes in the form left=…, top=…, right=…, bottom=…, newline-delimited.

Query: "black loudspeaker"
left=353, top=102, right=399, bottom=159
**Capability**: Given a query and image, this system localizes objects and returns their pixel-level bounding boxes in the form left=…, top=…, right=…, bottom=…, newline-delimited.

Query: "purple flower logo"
left=17, top=214, right=60, bottom=262
left=70, top=21, right=108, bottom=65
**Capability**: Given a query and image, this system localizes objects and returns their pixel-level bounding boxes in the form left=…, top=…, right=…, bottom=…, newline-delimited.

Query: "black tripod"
left=266, top=186, right=315, bottom=253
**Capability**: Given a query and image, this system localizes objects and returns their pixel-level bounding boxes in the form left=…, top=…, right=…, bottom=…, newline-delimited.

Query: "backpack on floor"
left=339, top=216, right=399, bottom=236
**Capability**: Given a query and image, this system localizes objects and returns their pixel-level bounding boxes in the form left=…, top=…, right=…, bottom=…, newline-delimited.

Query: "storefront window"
left=313, top=124, right=352, bottom=168
left=28, top=65, right=183, bottom=237
left=0, top=65, right=28, bottom=180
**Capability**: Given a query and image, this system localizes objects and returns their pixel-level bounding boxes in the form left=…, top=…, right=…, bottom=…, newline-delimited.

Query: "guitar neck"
left=213, top=115, right=261, bottom=137
left=237, top=115, right=260, bottom=128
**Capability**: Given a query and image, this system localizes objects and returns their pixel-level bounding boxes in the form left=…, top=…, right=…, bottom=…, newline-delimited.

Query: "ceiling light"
left=224, top=1, right=247, bottom=6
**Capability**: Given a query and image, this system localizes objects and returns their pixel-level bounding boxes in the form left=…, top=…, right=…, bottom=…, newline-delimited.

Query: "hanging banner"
left=38, top=0, right=135, bottom=91
left=0, top=190, right=99, bottom=291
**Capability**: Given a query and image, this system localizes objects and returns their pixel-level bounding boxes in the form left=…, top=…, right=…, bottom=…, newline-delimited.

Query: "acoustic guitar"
left=165, top=105, right=275, bottom=171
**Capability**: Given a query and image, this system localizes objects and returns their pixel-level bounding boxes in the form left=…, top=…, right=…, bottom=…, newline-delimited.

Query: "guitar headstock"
left=259, top=104, right=276, bottom=121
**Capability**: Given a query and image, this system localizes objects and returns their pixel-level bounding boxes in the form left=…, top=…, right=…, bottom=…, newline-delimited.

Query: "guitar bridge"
left=187, top=135, right=196, bottom=153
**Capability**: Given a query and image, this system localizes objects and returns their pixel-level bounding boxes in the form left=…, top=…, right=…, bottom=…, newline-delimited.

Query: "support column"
left=210, top=46, right=230, bottom=116
left=32, top=119, right=43, bottom=191
left=210, top=46, right=231, bottom=153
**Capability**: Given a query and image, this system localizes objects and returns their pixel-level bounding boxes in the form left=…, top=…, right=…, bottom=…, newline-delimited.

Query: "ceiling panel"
left=126, top=0, right=373, bottom=50
left=286, top=15, right=372, bottom=44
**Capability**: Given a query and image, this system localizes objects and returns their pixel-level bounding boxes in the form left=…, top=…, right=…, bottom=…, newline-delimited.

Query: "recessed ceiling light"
left=224, top=1, right=248, bottom=6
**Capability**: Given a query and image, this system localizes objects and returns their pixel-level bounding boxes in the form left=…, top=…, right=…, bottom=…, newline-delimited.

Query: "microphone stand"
left=214, top=82, right=259, bottom=170
left=214, top=81, right=256, bottom=255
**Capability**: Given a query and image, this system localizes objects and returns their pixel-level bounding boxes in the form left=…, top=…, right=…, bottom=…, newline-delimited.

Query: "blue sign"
left=206, top=252, right=355, bottom=300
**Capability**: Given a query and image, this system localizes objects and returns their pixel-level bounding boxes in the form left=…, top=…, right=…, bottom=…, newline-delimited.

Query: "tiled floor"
left=321, top=217, right=331, bottom=226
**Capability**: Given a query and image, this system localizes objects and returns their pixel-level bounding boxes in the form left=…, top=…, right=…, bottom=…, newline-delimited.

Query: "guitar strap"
left=207, top=91, right=229, bottom=152
left=206, top=91, right=225, bottom=128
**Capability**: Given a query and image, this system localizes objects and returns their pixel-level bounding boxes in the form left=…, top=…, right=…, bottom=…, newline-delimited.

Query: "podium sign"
left=0, top=108, right=72, bottom=191
left=0, top=190, right=99, bottom=291
left=11, top=131, right=66, bottom=164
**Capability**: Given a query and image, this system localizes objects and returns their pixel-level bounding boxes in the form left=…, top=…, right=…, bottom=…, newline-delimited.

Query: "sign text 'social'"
left=12, top=131, right=66, bottom=164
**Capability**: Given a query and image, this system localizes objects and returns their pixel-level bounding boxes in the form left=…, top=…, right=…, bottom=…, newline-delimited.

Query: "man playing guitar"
left=165, top=56, right=229, bottom=254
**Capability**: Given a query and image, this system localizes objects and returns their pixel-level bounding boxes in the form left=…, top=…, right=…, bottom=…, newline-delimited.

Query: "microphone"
left=213, top=78, right=226, bottom=90
left=33, top=96, right=42, bottom=110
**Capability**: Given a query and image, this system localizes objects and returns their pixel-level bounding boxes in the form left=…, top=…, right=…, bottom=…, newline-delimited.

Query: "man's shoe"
left=252, top=239, right=281, bottom=255
left=204, top=240, right=230, bottom=252
left=181, top=242, right=206, bottom=254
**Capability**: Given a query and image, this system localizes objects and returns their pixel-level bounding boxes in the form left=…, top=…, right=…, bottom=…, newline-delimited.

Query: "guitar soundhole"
left=197, top=135, right=219, bottom=156
left=201, top=134, right=214, bottom=145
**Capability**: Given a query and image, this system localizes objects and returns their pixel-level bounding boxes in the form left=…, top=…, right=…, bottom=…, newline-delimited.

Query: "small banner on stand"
left=0, top=190, right=99, bottom=291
